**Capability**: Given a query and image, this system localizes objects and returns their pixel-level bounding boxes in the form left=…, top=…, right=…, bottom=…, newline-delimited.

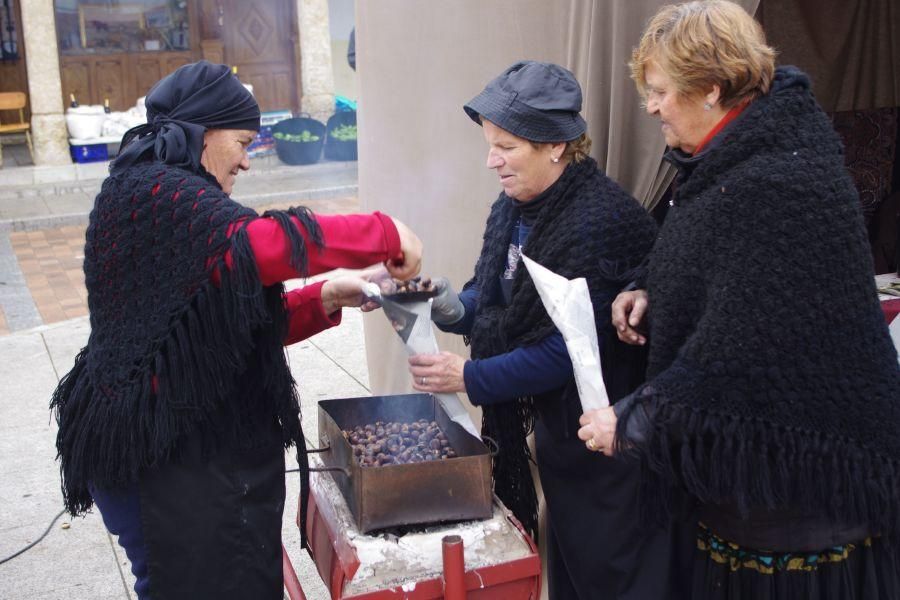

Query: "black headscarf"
left=112, top=61, right=261, bottom=174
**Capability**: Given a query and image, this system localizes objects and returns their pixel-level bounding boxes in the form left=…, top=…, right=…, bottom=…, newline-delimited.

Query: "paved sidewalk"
left=0, top=307, right=368, bottom=599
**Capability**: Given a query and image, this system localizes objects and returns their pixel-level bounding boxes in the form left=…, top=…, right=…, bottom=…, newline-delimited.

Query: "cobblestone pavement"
left=0, top=196, right=359, bottom=337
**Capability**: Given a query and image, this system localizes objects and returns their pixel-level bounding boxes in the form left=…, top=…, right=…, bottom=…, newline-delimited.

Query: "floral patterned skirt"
left=692, top=523, right=900, bottom=599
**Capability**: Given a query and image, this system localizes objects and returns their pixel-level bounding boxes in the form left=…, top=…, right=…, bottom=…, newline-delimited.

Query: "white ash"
left=308, top=455, right=534, bottom=596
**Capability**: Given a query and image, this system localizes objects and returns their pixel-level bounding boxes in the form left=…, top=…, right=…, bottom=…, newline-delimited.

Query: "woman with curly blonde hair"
left=579, top=2, right=900, bottom=598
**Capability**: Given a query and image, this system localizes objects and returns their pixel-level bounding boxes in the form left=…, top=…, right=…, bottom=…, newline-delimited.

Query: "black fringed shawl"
left=51, top=160, right=322, bottom=544
left=466, top=157, right=658, bottom=537
left=616, top=66, right=900, bottom=539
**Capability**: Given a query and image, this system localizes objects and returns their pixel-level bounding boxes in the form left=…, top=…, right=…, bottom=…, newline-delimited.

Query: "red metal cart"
left=283, top=467, right=541, bottom=600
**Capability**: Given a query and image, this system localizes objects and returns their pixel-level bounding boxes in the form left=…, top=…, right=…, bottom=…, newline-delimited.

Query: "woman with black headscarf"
left=50, top=61, right=422, bottom=599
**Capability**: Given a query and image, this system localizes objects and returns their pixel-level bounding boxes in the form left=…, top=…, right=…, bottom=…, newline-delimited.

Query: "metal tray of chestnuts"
left=316, top=393, right=493, bottom=533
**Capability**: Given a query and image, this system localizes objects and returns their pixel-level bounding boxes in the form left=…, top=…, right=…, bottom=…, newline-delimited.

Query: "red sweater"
left=237, top=211, right=400, bottom=344
left=152, top=211, right=399, bottom=392
left=210, top=211, right=399, bottom=343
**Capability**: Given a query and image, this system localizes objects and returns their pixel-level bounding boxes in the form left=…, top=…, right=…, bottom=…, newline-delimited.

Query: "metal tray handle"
left=285, top=434, right=350, bottom=476
left=481, top=435, right=500, bottom=457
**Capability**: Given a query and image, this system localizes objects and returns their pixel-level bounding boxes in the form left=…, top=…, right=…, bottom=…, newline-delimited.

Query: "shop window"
left=55, top=0, right=190, bottom=55
left=1, top=0, right=18, bottom=60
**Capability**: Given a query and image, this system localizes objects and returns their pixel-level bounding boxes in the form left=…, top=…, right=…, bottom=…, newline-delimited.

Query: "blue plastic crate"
left=70, top=142, right=109, bottom=163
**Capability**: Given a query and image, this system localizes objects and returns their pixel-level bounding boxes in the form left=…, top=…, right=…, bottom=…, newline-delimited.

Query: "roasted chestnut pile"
left=343, top=419, right=458, bottom=467
left=393, top=275, right=434, bottom=294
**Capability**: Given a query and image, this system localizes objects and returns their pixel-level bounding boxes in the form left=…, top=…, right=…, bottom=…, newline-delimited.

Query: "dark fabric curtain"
left=759, top=0, right=900, bottom=113
left=565, top=0, right=677, bottom=209
left=829, top=108, right=898, bottom=224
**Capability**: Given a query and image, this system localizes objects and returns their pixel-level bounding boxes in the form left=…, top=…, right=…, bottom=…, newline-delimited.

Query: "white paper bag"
left=889, top=317, right=900, bottom=365
left=363, top=283, right=481, bottom=437
left=521, top=255, right=609, bottom=410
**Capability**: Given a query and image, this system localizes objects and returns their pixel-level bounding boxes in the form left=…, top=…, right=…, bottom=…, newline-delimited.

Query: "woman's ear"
left=199, top=132, right=210, bottom=169
left=550, top=141, right=567, bottom=162
left=705, top=84, right=722, bottom=108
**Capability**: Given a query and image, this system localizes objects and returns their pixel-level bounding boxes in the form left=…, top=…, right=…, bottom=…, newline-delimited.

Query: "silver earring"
left=703, top=102, right=712, bottom=111
left=551, top=156, right=559, bottom=163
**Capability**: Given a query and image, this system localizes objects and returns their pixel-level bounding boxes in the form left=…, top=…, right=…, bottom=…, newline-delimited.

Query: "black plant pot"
left=273, top=116, right=326, bottom=165
left=324, top=111, right=358, bottom=161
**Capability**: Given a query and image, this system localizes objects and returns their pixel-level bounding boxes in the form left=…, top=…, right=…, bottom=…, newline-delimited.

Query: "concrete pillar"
left=297, top=0, right=335, bottom=123
left=20, top=0, right=71, bottom=165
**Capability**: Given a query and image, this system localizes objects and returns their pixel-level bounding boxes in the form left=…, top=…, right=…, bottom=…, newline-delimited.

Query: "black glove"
left=430, top=277, right=465, bottom=325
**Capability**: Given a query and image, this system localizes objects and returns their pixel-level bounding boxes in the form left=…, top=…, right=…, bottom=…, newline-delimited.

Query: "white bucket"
left=66, top=106, right=107, bottom=140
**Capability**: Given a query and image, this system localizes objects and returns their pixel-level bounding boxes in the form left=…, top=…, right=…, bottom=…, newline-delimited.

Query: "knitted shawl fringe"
left=51, top=164, right=324, bottom=547
left=616, top=386, right=900, bottom=542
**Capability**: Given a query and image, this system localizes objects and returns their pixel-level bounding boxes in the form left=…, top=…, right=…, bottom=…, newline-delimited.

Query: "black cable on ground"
left=0, top=508, right=67, bottom=565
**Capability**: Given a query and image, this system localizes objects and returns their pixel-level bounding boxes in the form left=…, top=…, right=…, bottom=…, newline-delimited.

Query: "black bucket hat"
left=464, top=61, right=587, bottom=142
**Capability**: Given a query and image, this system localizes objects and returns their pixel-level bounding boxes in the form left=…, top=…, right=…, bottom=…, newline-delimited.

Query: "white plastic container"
left=65, top=105, right=107, bottom=140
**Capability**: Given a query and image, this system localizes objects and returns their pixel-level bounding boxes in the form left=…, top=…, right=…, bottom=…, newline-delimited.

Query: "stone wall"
left=20, top=0, right=71, bottom=166
left=297, top=0, right=336, bottom=123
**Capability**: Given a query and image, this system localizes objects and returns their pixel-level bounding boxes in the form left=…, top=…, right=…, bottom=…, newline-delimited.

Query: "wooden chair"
left=0, top=92, right=34, bottom=162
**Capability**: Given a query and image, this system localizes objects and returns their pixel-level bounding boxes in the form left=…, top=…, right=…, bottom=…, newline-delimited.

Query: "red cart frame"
left=283, top=481, right=541, bottom=599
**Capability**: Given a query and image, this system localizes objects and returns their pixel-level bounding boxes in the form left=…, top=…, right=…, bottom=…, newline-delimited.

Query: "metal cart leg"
left=283, top=543, right=308, bottom=600
left=442, top=535, right=466, bottom=600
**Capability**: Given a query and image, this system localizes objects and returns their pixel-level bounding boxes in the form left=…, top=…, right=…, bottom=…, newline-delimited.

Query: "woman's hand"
left=611, top=289, right=649, bottom=345
left=385, top=217, right=423, bottom=281
left=577, top=407, right=618, bottom=456
left=353, top=266, right=393, bottom=312
left=320, top=275, right=370, bottom=314
left=408, top=352, right=467, bottom=393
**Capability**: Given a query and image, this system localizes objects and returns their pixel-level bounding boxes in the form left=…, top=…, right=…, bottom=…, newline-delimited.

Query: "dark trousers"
left=93, top=424, right=286, bottom=600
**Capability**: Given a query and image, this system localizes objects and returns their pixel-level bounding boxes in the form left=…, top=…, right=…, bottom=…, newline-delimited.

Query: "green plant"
left=274, top=130, right=320, bottom=142
left=330, top=124, right=358, bottom=141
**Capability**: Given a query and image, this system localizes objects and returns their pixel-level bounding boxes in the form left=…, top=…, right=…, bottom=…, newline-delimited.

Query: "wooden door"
left=220, top=0, right=298, bottom=113
left=59, top=58, right=91, bottom=106
left=93, top=57, right=129, bottom=109
left=0, top=0, right=29, bottom=122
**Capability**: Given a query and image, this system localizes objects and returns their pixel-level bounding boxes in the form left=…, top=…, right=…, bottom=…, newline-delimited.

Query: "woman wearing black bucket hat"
left=407, top=60, right=684, bottom=599
left=50, top=61, right=422, bottom=599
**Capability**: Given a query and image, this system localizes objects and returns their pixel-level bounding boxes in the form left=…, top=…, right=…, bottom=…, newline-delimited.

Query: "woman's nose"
left=486, top=149, right=503, bottom=169
left=645, top=97, right=658, bottom=115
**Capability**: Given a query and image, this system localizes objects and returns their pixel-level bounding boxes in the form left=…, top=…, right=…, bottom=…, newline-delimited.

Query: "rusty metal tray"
left=317, top=393, right=493, bottom=533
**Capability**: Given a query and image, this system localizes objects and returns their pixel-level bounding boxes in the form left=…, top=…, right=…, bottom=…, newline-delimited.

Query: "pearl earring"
left=703, top=102, right=713, bottom=111
left=551, top=156, right=559, bottom=163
